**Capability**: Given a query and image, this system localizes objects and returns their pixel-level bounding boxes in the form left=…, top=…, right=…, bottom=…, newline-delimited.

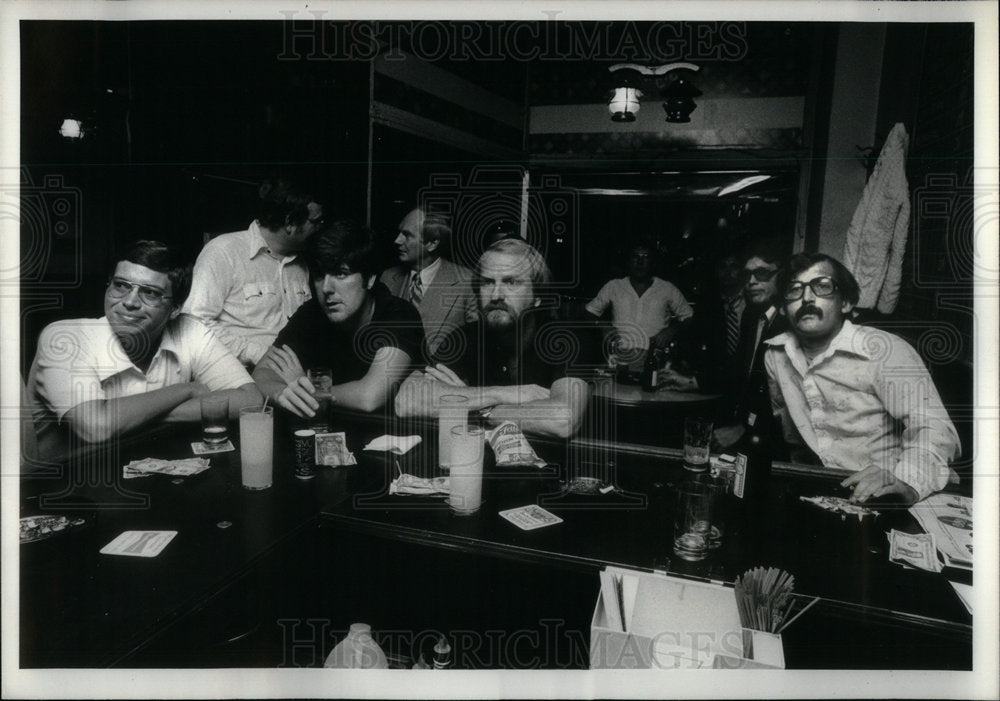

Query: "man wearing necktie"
left=662, top=240, right=788, bottom=448
left=378, top=208, right=477, bottom=358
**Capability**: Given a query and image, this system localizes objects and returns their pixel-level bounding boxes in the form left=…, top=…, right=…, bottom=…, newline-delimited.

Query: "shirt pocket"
left=242, top=281, right=278, bottom=302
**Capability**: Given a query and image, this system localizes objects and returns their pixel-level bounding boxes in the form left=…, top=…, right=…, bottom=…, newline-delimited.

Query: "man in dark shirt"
left=252, top=220, right=424, bottom=416
left=395, top=238, right=594, bottom=439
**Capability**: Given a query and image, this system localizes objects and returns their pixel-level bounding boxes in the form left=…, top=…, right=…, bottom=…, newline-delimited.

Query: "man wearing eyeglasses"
left=763, top=252, right=960, bottom=504
left=26, top=241, right=261, bottom=463
left=183, top=178, right=325, bottom=367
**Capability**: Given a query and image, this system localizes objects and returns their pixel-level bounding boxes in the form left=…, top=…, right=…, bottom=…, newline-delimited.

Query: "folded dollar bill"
left=315, top=432, right=357, bottom=467
left=888, top=529, right=943, bottom=573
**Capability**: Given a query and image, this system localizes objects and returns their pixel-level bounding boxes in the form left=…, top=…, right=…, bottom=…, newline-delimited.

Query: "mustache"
left=484, top=301, right=512, bottom=313
left=794, top=304, right=823, bottom=322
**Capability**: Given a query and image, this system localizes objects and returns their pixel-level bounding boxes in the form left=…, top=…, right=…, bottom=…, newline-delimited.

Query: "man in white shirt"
left=183, top=178, right=324, bottom=366
left=27, top=241, right=261, bottom=464
left=764, top=252, right=960, bottom=504
left=378, top=207, right=476, bottom=357
left=585, top=241, right=693, bottom=352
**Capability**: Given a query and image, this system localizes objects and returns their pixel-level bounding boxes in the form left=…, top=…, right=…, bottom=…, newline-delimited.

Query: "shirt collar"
left=95, top=316, right=179, bottom=381
left=764, top=319, right=868, bottom=363
left=415, top=257, right=442, bottom=286
left=247, top=220, right=270, bottom=259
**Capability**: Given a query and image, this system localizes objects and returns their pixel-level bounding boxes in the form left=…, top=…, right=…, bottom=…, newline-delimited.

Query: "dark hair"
left=742, top=237, right=786, bottom=268
left=256, top=178, right=315, bottom=231
left=117, top=240, right=192, bottom=307
left=778, top=252, right=860, bottom=307
left=306, top=220, right=379, bottom=281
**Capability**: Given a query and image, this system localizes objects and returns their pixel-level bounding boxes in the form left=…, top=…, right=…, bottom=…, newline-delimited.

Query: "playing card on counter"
left=100, top=530, right=177, bottom=558
left=499, top=505, right=563, bottom=531
left=191, top=440, right=235, bottom=455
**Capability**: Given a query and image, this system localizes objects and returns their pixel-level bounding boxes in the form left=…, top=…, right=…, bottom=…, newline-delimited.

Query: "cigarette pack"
left=590, top=566, right=785, bottom=669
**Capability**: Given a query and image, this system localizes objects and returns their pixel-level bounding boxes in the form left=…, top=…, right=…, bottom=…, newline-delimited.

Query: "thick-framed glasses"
left=107, top=278, right=173, bottom=307
left=783, top=276, right=838, bottom=301
left=740, top=267, right=779, bottom=284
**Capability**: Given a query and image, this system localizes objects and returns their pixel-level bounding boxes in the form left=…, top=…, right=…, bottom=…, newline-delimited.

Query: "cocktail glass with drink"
left=448, top=425, right=484, bottom=515
left=438, top=394, right=470, bottom=471
left=239, top=405, right=274, bottom=490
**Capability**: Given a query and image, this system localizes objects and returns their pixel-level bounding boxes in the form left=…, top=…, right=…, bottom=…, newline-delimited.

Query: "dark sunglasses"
left=739, top=267, right=779, bottom=283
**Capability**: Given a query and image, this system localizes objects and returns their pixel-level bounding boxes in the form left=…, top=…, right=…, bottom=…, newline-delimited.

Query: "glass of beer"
left=307, top=367, right=333, bottom=433
left=683, top=417, right=713, bottom=472
left=200, top=396, right=229, bottom=445
left=239, top=405, right=274, bottom=490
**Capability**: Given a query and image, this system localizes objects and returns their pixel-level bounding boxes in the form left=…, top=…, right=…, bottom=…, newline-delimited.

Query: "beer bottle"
left=732, top=371, right=772, bottom=506
left=641, top=347, right=662, bottom=392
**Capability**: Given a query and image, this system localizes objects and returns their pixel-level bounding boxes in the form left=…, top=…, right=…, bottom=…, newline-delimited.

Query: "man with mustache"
left=252, top=221, right=424, bottom=416
left=26, top=240, right=261, bottom=463
left=378, top=208, right=477, bottom=356
left=763, top=253, right=960, bottom=504
left=395, top=238, right=593, bottom=439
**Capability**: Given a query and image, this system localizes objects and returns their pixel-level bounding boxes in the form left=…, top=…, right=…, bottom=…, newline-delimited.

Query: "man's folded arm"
left=488, top=376, right=590, bottom=440
left=62, top=383, right=205, bottom=443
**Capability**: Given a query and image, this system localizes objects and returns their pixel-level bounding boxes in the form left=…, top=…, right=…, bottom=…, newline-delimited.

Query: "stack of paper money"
left=887, top=529, right=942, bottom=572
left=800, top=495, right=879, bottom=521
left=124, top=457, right=211, bottom=479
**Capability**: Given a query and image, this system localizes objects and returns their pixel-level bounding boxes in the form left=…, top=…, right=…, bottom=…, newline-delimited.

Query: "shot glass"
left=672, top=481, right=715, bottom=561
left=239, top=406, right=274, bottom=490
left=438, top=394, right=470, bottom=471
left=200, top=396, right=229, bottom=445
left=683, top=417, right=713, bottom=472
left=448, top=425, right=485, bottom=515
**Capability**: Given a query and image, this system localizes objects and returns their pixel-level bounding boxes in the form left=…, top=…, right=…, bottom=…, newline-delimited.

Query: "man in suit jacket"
left=378, top=208, right=476, bottom=358
left=663, top=239, right=789, bottom=449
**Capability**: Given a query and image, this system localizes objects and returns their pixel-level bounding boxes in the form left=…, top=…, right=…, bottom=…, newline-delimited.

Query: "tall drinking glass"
left=683, top=417, right=713, bottom=472
left=239, top=406, right=274, bottom=490
left=438, top=394, right=470, bottom=471
left=448, top=425, right=484, bottom=515
left=307, top=367, right=333, bottom=433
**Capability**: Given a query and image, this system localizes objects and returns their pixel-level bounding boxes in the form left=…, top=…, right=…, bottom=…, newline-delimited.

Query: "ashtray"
left=564, top=477, right=608, bottom=495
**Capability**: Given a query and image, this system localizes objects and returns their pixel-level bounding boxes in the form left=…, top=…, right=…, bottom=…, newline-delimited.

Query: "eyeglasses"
left=107, top=278, right=173, bottom=307
left=783, top=276, right=838, bottom=301
left=740, top=267, right=779, bottom=283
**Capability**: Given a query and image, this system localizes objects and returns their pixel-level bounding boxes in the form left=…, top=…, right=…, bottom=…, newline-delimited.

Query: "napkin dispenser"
left=590, top=566, right=785, bottom=669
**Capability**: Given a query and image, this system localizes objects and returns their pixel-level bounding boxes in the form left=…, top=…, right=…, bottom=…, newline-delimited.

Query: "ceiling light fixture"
left=607, top=62, right=701, bottom=124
